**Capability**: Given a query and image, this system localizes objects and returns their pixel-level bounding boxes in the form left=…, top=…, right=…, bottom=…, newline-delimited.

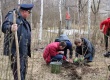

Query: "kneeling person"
left=55, top=34, right=73, bottom=63
left=74, top=38, right=95, bottom=63
left=43, top=41, right=67, bottom=64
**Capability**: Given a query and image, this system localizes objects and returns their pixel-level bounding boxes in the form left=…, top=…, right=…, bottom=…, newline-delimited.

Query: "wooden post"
left=13, top=10, right=21, bottom=80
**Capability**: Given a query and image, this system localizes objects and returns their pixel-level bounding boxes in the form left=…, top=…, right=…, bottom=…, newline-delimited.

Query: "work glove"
left=66, top=58, right=73, bottom=63
left=58, top=51, right=64, bottom=54
left=74, top=57, right=78, bottom=63
left=79, top=57, right=84, bottom=61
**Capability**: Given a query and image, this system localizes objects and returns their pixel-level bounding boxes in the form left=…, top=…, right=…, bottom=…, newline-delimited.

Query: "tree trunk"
left=39, top=0, right=43, bottom=41
left=87, top=0, right=91, bottom=40
left=30, top=0, right=33, bottom=29
left=94, top=13, right=97, bottom=26
left=18, top=0, right=20, bottom=4
left=58, top=0, right=62, bottom=37
left=0, top=1, right=2, bottom=37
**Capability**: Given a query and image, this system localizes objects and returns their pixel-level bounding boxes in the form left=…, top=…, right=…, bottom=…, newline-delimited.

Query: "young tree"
left=88, top=0, right=91, bottom=39
left=39, top=0, right=43, bottom=41
left=91, top=0, right=100, bottom=25
left=58, top=0, right=62, bottom=36
left=0, top=1, right=2, bottom=37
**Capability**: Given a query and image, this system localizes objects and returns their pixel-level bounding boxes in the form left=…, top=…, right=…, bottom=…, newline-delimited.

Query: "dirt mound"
left=62, top=62, right=82, bottom=80
left=61, top=62, right=98, bottom=80
left=81, top=66, right=99, bottom=75
left=68, top=68, right=82, bottom=80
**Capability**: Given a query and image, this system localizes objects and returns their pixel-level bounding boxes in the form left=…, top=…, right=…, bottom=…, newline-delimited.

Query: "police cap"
left=19, top=4, right=34, bottom=10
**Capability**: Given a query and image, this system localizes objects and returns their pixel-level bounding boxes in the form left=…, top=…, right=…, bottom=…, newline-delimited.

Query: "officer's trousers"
left=11, top=56, right=28, bottom=80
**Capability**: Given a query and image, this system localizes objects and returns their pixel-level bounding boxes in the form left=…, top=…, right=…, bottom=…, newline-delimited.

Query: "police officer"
left=2, top=4, right=34, bottom=80
left=55, top=34, right=73, bottom=63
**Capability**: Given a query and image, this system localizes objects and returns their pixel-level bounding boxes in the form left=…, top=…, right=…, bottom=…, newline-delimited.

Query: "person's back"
left=59, top=34, right=70, bottom=41
left=43, top=42, right=60, bottom=60
left=55, top=34, right=70, bottom=42
left=43, top=42, right=67, bottom=64
left=55, top=34, right=73, bottom=63
left=82, top=38, right=95, bottom=55
left=100, top=18, right=110, bottom=34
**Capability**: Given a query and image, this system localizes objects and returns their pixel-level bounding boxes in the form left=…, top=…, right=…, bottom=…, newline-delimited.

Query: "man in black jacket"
left=2, top=4, right=34, bottom=80
left=74, top=38, right=95, bottom=62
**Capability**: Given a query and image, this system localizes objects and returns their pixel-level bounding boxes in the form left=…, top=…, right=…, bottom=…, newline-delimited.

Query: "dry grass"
left=0, top=26, right=110, bottom=80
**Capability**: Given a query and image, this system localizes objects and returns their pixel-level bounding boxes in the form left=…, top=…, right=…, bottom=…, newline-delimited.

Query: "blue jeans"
left=85, top=53, right=93, bottom=62
left=51, top=54, right=63, bottom=62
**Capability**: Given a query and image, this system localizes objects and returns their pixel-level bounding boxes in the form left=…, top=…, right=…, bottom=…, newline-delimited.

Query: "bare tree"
left=88, top=0, right=91, bottom=39
left=0, top=0, right=2, bottom=37
left=58, top=0, right=62, bottom=36
left=91, top=0, right=100, bottom=25
left=1, top=0, right=17, bottom=21
left=38, top=0, right=43, bottom=41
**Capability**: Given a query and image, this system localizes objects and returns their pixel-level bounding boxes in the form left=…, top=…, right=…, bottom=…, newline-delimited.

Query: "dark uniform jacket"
left=55, top=34, right=73, bottom=58
left=2, top=10, right=31, bottom=57
left=75, top=38, right=95, bottom=58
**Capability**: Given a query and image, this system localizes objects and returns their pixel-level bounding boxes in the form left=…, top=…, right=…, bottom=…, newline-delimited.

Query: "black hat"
left=19, top=4, right=34, bottom=10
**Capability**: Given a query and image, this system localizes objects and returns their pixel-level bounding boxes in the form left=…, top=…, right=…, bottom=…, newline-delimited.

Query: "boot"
left=104, top=51, right=110, bottom=57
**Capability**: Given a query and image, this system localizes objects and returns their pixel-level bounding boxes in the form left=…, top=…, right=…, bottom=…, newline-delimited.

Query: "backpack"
left=5, top=9, right=18, bottom=21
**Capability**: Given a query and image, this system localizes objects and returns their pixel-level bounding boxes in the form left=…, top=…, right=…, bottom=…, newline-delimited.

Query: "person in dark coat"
left=74, top=38, right=95, bottom=62
left=100, top=18, right=110, bottom=57
left=2, top=4, right=34, bottom=80
left=55, top=34, right=73, bottom=63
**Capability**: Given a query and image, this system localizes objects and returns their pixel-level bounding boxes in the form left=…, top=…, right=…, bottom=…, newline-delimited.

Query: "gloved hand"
left=80, top=57, right=84, bottom=61
left=58, top=51, right=64, bottom=54
left=74, top=57, right=78, bottom=62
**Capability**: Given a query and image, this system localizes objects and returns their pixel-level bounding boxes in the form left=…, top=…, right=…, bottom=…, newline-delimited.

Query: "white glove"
left=58, top=51, right=64, bottom=54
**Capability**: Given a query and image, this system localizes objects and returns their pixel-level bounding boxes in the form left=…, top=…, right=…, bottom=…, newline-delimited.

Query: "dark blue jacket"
left=55, top=34, right=73, bottom=58
left=75, top=38, right=95, bottom=58
left=64, top=40, right=73, bottom=58
left=2, top=10, right=31, bottom=57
